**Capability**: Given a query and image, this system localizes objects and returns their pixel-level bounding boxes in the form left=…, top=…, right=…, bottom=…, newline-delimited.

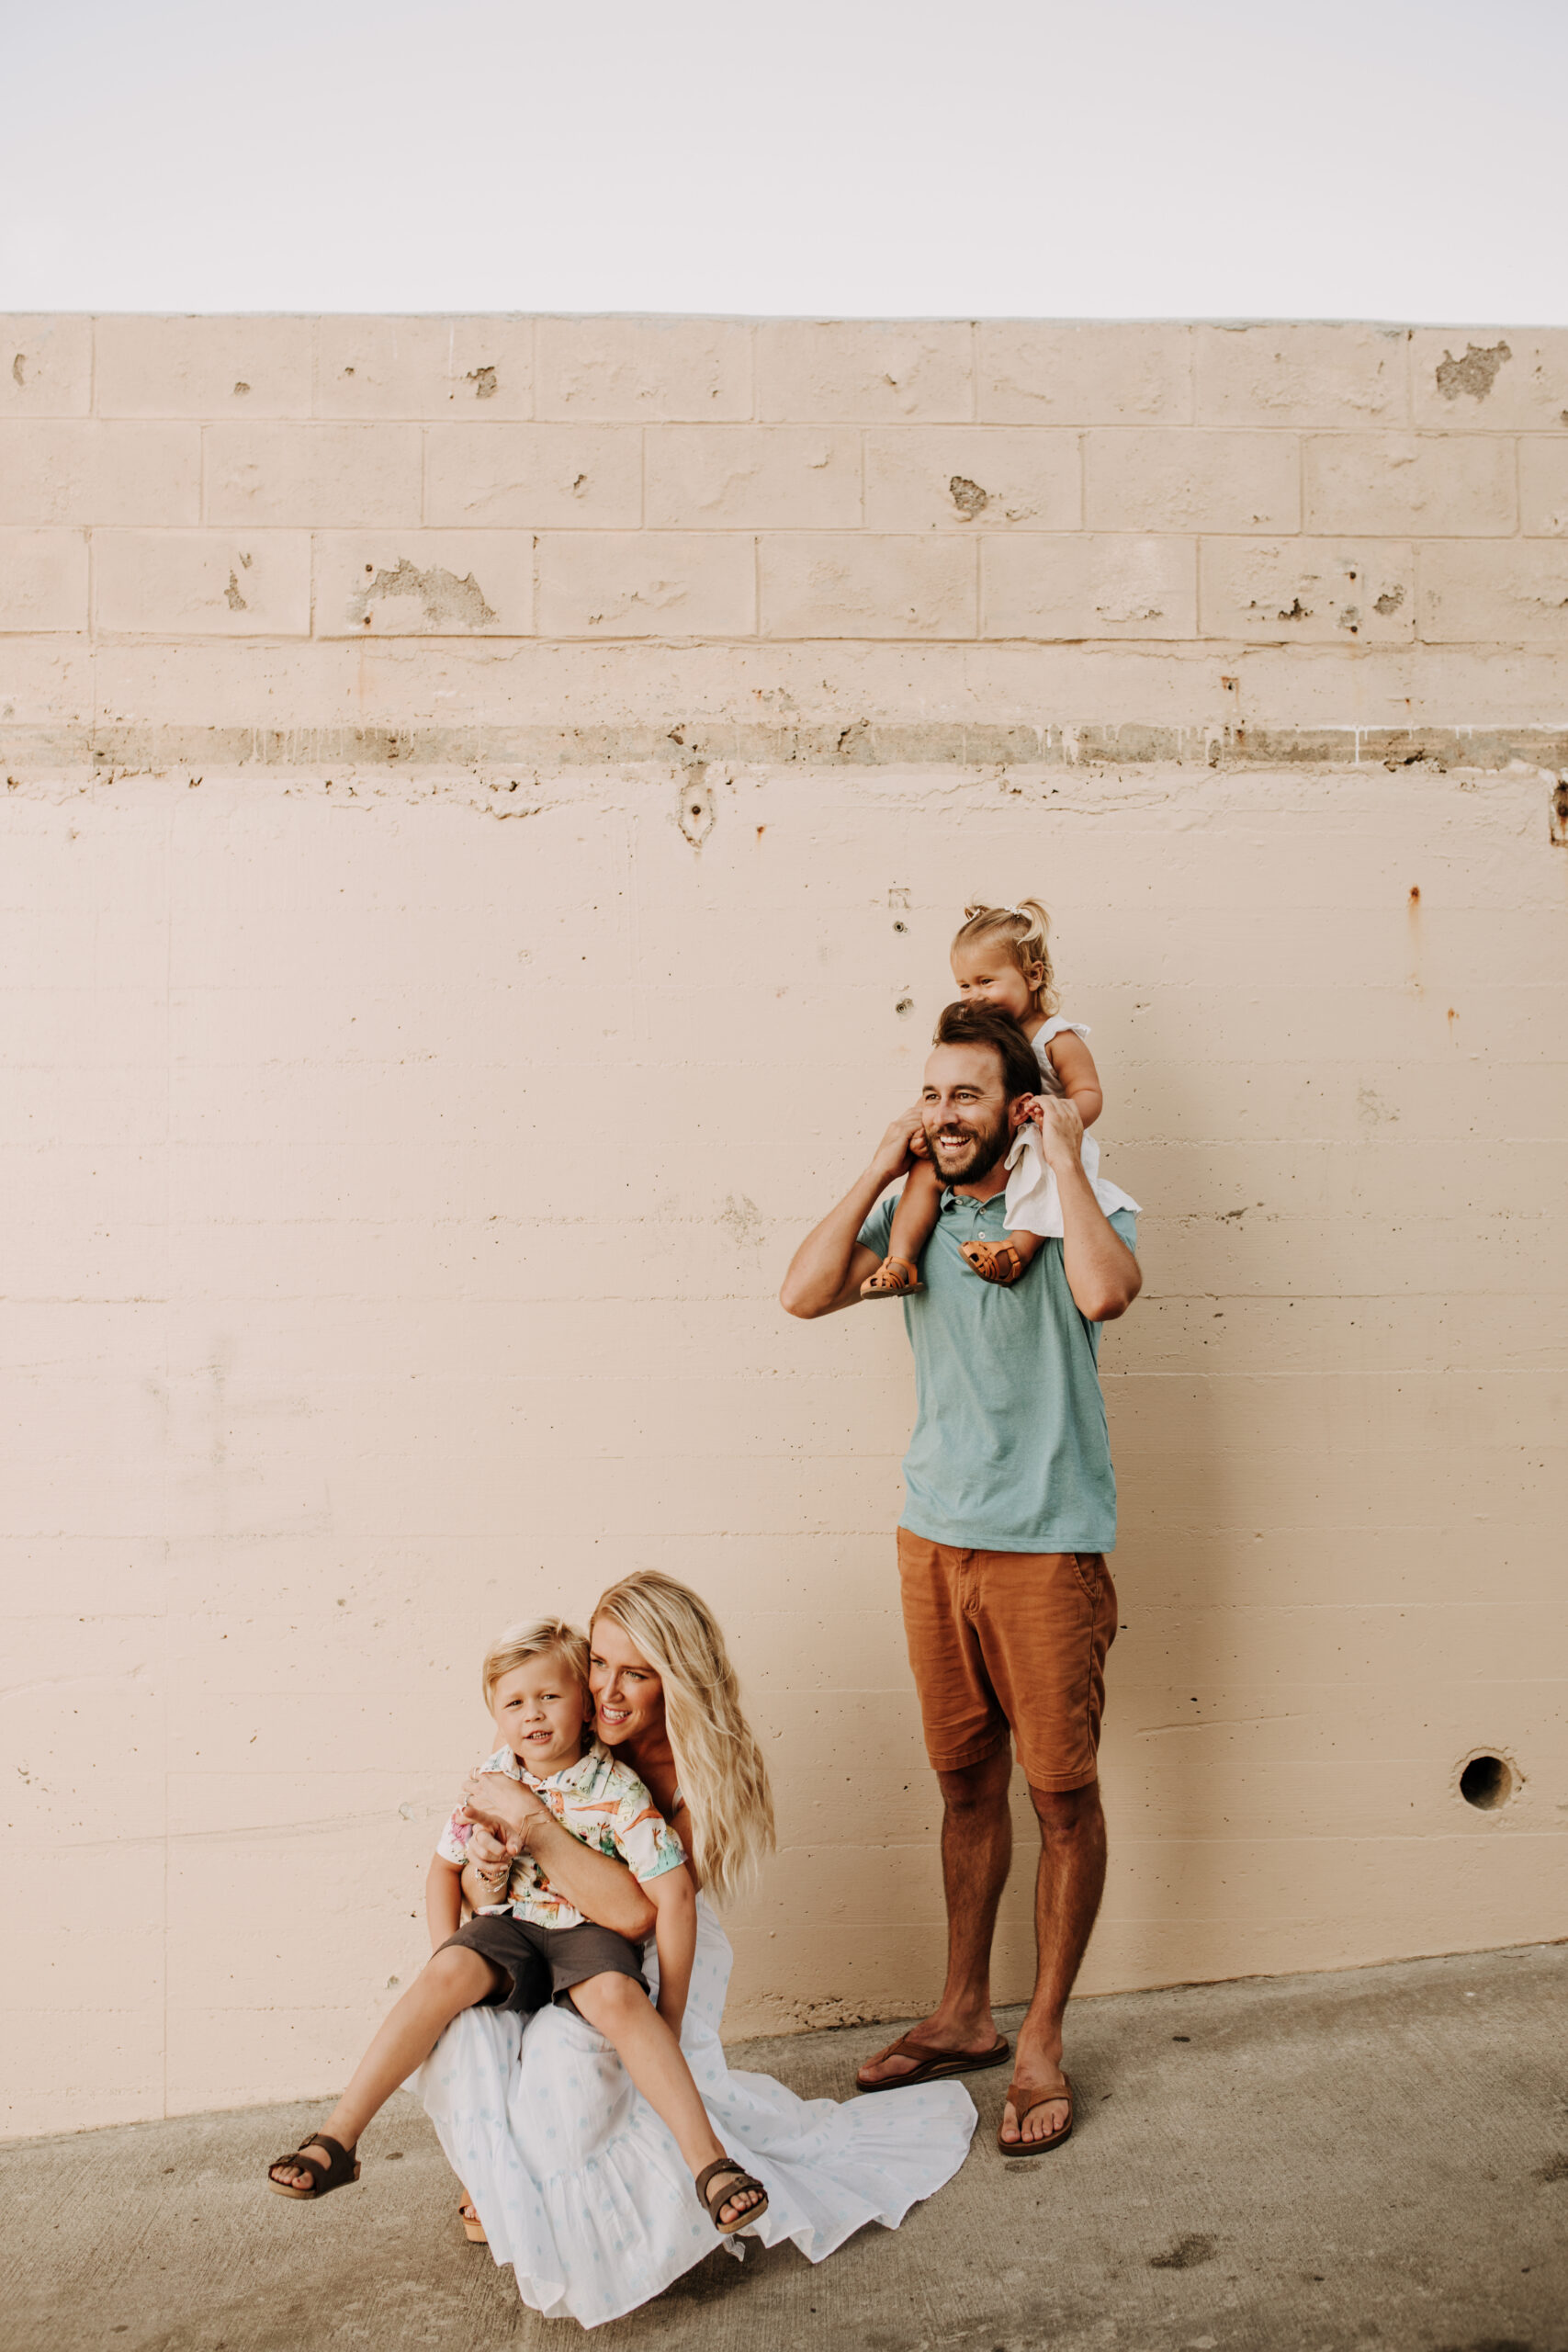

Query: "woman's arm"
left=645, top=1868, right=698, bottom=2036
left=461, top=1771, right=657, bottom=1940
left=1047, top=1031, right=1104, bottom=1129
left=426, top=1854, right=463, bottom=1952
left=667, top=1803, right=697, bottom=1890
left=526, top=1813, right=658, bottom=1939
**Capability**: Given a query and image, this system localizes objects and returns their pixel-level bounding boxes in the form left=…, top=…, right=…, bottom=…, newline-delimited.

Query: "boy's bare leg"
left=269, top=1946, right=500, bottom=2188
left=863, top=1157, right=942, bottom=1297
left=999, top=1781, right=1107, bottom=2146
left=857, top=1745, right=1014, bottom=2085
left=570, top=1973, right=763, bottom=2229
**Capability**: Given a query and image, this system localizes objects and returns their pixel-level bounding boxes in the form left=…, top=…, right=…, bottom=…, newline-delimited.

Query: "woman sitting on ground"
left=419, top=1568, right=978, bottom=2328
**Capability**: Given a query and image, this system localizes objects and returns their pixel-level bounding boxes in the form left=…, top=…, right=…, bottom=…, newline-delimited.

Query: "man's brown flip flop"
left=857, top=2030, right=1010, bottom=2093
left=996, top=2072, right=1074, bottom=2154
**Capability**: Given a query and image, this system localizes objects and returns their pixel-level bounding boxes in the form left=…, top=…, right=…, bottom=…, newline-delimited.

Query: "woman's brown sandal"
left=696, top=2156, right=770, bottom=2236
left=266, top=2133, right=361, bottom=2200
left=959, top=1238, right=1028, bottom=1286
left=458, top=2199, right=488, bottom=2244
left=860, top=1255, right=922, bottom=1301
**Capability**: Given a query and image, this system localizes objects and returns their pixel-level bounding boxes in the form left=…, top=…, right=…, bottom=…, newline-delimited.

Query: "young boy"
left=265, top=1616, right=767, bottom=2236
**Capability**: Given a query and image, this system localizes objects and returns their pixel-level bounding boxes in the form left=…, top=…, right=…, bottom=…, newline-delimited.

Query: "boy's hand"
left=461, top=1769, right=546, bottom=1855
left=462, top=1822, right=514, bottom=1900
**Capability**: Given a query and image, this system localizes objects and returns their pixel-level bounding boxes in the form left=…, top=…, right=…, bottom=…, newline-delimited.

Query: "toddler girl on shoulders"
left=862, top=897, right=1134, bottom=1298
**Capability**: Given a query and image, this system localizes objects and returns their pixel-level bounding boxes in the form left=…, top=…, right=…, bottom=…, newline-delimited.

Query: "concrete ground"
left=3, top=1943, right=1565, bottom=2352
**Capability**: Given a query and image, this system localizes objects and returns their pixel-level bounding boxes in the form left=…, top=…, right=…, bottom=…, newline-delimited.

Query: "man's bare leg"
left=998, top=1780, right=1108, bottom=2147
left=856, top=1745, right=1013, bottom=2087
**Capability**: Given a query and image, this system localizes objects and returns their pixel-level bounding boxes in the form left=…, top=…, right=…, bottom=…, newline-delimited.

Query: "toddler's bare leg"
left=268, top=1946, right=501, bottom=2189
left=862, top=1158, right=942, bottom=1299
left=570, top=1973, right=765, bottom=2229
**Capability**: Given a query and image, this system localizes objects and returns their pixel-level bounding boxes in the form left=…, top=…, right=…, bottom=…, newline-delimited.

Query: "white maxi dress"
left=414, top=1896, right=977, bottom=2327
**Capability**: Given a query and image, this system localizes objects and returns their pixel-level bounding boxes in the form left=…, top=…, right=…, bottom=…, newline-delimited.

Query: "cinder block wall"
left=2, top=317, right=1565, bottom=2137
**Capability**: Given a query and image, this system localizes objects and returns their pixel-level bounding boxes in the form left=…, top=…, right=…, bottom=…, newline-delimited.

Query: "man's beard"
left=923, top=1105, right=1010, bottom=1186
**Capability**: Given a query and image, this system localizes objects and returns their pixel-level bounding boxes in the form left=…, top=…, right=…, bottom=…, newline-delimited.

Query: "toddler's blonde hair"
left=480, top=1615, right=592, bottom=1709
left=953, top=899, right=1056, bottom=1015
left=590, top=1571, right=775, bottom=1909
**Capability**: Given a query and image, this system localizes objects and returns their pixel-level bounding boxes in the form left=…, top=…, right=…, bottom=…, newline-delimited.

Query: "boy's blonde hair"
left=480, top=1615, right=592, bottom=1709
left=953, top=898, right=1056, bottom=1015
left=590, top=1571, right=774, bottom=1909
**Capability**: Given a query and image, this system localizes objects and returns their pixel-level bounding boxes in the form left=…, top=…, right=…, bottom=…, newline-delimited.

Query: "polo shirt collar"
left=940, top=1184, right=1008, bottom=1215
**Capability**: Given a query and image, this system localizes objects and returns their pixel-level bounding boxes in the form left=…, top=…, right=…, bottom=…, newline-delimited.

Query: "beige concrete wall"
left=2, top=316, right=1565, bottom=2138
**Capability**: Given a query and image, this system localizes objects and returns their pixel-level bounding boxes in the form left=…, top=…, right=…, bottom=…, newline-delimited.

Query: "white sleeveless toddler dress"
left=1001, top=1017, right=1140, bottom=1236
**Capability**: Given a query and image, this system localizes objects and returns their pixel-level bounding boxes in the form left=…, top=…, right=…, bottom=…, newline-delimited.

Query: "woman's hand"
left=461, top=1768, right=546, bottom=1855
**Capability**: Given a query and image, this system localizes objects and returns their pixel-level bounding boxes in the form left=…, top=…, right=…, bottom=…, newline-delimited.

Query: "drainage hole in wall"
left=1459, top=1754, right=1513, bottom=1810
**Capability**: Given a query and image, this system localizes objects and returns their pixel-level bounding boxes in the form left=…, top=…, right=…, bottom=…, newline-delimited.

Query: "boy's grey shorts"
left=439, top=1914, right=649, bottom=2018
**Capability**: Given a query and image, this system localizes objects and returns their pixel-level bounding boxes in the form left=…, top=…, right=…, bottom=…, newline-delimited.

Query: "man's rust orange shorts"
left=896, top=1529, right=1117, bottom=1791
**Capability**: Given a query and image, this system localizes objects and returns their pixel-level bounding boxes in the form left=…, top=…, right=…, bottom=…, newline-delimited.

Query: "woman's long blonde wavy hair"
left=590, top=1570, right=774, bottom=1908
left=953, top=898, right=1056, bottom=1015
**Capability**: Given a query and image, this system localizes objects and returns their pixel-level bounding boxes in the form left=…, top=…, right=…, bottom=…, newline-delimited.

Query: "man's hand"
left=870, top=1103, right=928, bottom=1187
left=780, top=1109, right=926, bottom=1318
left=1028, top=1091, right=1085, bottom=1172
left=461, top=1768, right=547, bottom=1856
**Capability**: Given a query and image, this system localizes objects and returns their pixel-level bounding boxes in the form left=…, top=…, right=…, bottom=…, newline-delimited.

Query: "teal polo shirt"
left=857, top=1184, right=1137, bottom=1555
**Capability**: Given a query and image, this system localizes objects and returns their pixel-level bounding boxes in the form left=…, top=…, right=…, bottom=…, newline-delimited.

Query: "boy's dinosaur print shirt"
left=436, top=1738, right=686, bottom=1929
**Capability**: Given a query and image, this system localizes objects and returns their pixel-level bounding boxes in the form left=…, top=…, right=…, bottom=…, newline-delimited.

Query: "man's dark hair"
left=931, top=1000, right=1061, bottom=1102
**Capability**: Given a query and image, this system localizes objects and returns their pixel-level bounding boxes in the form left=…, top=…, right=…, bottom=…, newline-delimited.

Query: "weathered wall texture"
left=2, top=317, right=1565, bottom=2138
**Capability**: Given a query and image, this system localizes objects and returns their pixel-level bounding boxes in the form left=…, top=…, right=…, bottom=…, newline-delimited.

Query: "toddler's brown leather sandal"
left=860, top=1256, right=922, bottom=1300
left=959, top=1238, right=1027, bottom=1285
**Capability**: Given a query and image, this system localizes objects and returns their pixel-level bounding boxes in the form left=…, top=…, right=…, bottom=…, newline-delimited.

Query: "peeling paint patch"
left=1374, top=584, right=1405, bottom=616
left=1435, top=340, right=1512, bottom=401
left=223, top=571, right=247, bottom=611
left=466, top=366, right=499, bottom=400
left=11, top=353, right=25, bottom=387
left=1277, top=597, right=1309, bottom=622
left=347, top=558, right=498, bottom=631
left=949, top=475, right=989, bottom=520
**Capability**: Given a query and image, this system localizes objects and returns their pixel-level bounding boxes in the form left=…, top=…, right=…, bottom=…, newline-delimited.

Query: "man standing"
left=780, top=1001, right=1140, bottom=2153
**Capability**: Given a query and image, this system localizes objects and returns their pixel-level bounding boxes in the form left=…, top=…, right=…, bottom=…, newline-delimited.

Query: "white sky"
left=4, top=0, right=1564, bottom=320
